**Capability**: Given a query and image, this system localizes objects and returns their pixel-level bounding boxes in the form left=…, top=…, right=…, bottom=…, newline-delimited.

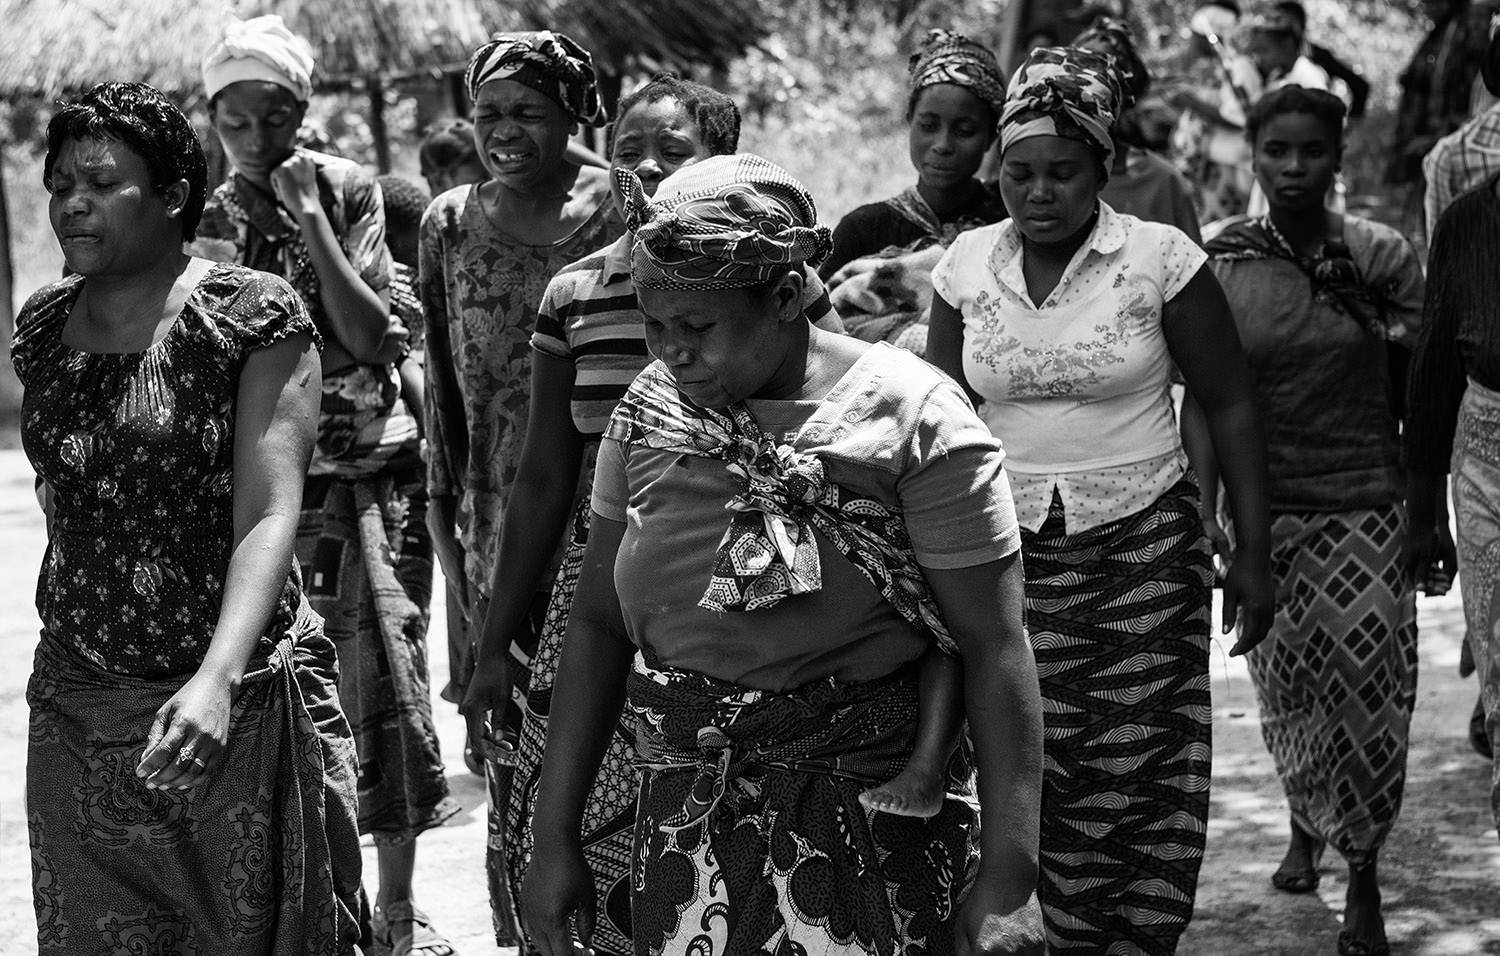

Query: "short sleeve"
left=226, top=270, right=321, bottom=354
left=590, top=437, right=629, bottom=521
left=1158, top=225, right=1209, bottom=301
left=898, top=380, right=1021, bottom=569
left=931, top=238, right=962, bottom=306
left=532, top=273, right=575, bottom=362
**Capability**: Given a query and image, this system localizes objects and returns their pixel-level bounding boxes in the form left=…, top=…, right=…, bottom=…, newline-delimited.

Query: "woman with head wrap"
left=1079, top=17, right=1203, bottom=240
left=1199, top=86, right=1426, bottom=956
left=454, top=74, right=841, bottom=956
left=191, top=16, right=460, bottom=956
left=18, top=81, right=362, bottom=953
left=520, top=153, right=1046, bottom=956
left=928, top=48, right=1273, bottom=951
left=820, top=29, right=1008, bottom=354
left=416, top=28, right=624, bottom=946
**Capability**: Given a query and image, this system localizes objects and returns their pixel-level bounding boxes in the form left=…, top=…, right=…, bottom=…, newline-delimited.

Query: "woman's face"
left=1252, top=110, right=1340, bottom=213
left=997, top=135, right=1104, bottom=247
left=609, top=96, right=711, bottom=214
left=908, top=84, right=996, bottom=194
left=47, top=136, right=186, bottom=277
left=210, top=81, right=304, bottom=186
left=472, top=79, right=576, bottom=192
left=638, top=275, right=802, bottom=408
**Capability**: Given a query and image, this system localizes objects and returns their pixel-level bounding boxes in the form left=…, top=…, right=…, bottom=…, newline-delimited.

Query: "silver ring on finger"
left=176, top=745, right=197, bottom=764
left=191, top=756, right=207, bottom=769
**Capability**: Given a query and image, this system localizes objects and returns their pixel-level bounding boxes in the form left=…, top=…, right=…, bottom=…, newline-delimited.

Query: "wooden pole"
left=0, top=144, right=14, bottom=337
left=368, top=75, right=391, bottom=173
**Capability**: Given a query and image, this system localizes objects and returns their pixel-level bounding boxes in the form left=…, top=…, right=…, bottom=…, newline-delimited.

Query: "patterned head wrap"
left=1000, top=47, right=1120, bottom=170
left=618, top=154, right=833, bottom=291
left=464, top=31, right=605, bottom=127
left=1190, top=4, right=1240, bottom=40
left=1073, top=17, right=1150, bottom=111
left=906, top=29, right=1007, bottom=121
left=202, top=15, right=314, bottom=102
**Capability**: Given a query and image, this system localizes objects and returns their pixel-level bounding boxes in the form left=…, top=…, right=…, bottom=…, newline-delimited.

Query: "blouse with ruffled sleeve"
left=12, top=263, right=320, bottom=678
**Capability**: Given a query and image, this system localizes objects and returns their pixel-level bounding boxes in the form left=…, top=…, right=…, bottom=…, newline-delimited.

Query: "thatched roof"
left=0, top=0, right=766, bottom=99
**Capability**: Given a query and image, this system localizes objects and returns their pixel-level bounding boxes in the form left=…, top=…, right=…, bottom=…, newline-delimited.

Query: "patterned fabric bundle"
left=605, top=363, right=953, bottom=651
left=1206, top=217, right=1399, bottom=337
left=1001, top=47, right=1121, bottom=170
left=906, top=28, right=1007, bottom=120
left=626, top=654, right=978, bottom=956
left=26, top=616, right=364, bottom=955
left=463, top=31, right=605, bottom=126
left=202, top=14, right=314, bottom=101
left=619, top=153, right=833, bottom=290
left=1073, top=17, right=1150, bottom=112
left=296, top=475, right=461, bottom=844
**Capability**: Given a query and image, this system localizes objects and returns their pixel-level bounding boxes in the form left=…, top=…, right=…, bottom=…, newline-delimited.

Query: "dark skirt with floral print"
left=626, top=656, right=978, bottom=956
left=26, top=607, right=364, bottom=955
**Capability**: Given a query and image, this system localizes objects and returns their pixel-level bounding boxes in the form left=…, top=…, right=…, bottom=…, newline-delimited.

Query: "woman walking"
left=18, top=81, right=362, bottom=954
left=929, top=47, right=1273, bottom=953
left=192, top=16, right=458, bottom=954
left=417, top=30, right=622, bottom=943
left=1202, top=85, right=1425, bottom=956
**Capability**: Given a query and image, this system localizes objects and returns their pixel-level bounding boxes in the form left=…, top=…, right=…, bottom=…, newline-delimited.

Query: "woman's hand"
left=954, top=880, right=1045, bottom=956
left=270, top=152, right=322, bottom=219
left=1221, top=543, right=1273, bottom=656
left=1201, top=515, right=1231, bottom=577
left=522, top=834, right=597, bottom=956
left=136, top=670, right=236, bottom=790
left=460, top=646, right=514, bottom=719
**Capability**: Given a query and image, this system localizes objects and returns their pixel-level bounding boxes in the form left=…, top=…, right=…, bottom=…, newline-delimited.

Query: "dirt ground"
left=0, top=449, right=1495, bottom=955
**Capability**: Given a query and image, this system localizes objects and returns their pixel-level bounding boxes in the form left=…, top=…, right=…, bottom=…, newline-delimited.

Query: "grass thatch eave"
left=0, top=0, right=767, bottom=101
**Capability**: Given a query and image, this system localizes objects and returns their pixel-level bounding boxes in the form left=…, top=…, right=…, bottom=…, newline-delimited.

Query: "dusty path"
left=0, top=449, right=1495, bottom=954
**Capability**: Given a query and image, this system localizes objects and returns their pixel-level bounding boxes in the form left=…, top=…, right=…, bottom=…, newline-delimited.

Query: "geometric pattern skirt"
left=1250, top=504, right=1417, bottom=866
left=1021, top=477, right=1214, bottom=955
left=503, top=503, right=639, bottom=956
left=1452, top=379, right=1500, bottom=832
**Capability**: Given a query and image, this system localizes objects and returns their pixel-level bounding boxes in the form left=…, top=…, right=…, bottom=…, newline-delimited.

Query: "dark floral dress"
left=15, top=262, right=366, bottom=955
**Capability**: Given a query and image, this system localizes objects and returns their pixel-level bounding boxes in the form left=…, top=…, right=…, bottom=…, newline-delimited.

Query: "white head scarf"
left=202, top=15, right=315, bottom=102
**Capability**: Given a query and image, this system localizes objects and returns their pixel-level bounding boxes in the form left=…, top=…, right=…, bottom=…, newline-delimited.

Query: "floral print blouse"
left=418, top=178, right=622, bottom=595
left=12, top=264, right=318, bottom=678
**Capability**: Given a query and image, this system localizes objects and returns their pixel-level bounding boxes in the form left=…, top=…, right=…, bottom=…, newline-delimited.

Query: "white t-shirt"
left=932, top=202, right=1207, bottom=533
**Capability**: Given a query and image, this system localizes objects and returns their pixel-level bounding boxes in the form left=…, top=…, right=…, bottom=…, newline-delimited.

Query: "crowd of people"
left=12, top=3, right=1500, bottom=956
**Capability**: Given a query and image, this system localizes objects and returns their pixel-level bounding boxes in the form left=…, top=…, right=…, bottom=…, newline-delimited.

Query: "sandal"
left=372, top=899, right=458, bottom=956
left=1336, top=930, right=1390, bottom=956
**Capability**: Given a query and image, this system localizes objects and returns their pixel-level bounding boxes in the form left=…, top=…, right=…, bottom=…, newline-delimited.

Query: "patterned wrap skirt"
left=1021, top=477, right=1214, bottom=955
left=503, top=502, right=639, bottom=956
left=1452, top=378, right=1500, bottom=831
left=625, top=655, right=979, bottom=956
left=297, top=470, right=459, bottom=843
left=1249, top=502, right=1417, bottom=866
left=27, top=609, right=364, bottom=955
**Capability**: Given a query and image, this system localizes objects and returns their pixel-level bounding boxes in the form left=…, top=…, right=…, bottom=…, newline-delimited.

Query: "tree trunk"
left=368, top=76, right=391, bottom=174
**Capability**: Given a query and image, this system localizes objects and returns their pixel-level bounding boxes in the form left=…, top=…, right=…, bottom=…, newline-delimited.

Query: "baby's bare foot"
left=859, top=768, right=944, bottom=818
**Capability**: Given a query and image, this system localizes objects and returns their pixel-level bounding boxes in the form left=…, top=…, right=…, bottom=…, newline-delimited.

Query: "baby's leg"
left=860, top=648, right=963, bottom=818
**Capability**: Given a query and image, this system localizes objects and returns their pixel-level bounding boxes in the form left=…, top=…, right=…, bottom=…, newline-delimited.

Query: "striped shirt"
left=532, top=235, right=842, bottom=439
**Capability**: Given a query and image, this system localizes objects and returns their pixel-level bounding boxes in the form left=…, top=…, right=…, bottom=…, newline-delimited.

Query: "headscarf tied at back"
left=618, top=153, right=834, bottom=291
left=464, top=30, right=606, bottom=126
left=1000, top=46, right=1121, bottom=171
left=202, top=15, right=314, bottom=102
left=906, top=29, right=1007, bottom=121
left=1073, top=16, right=1150, bottom=112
